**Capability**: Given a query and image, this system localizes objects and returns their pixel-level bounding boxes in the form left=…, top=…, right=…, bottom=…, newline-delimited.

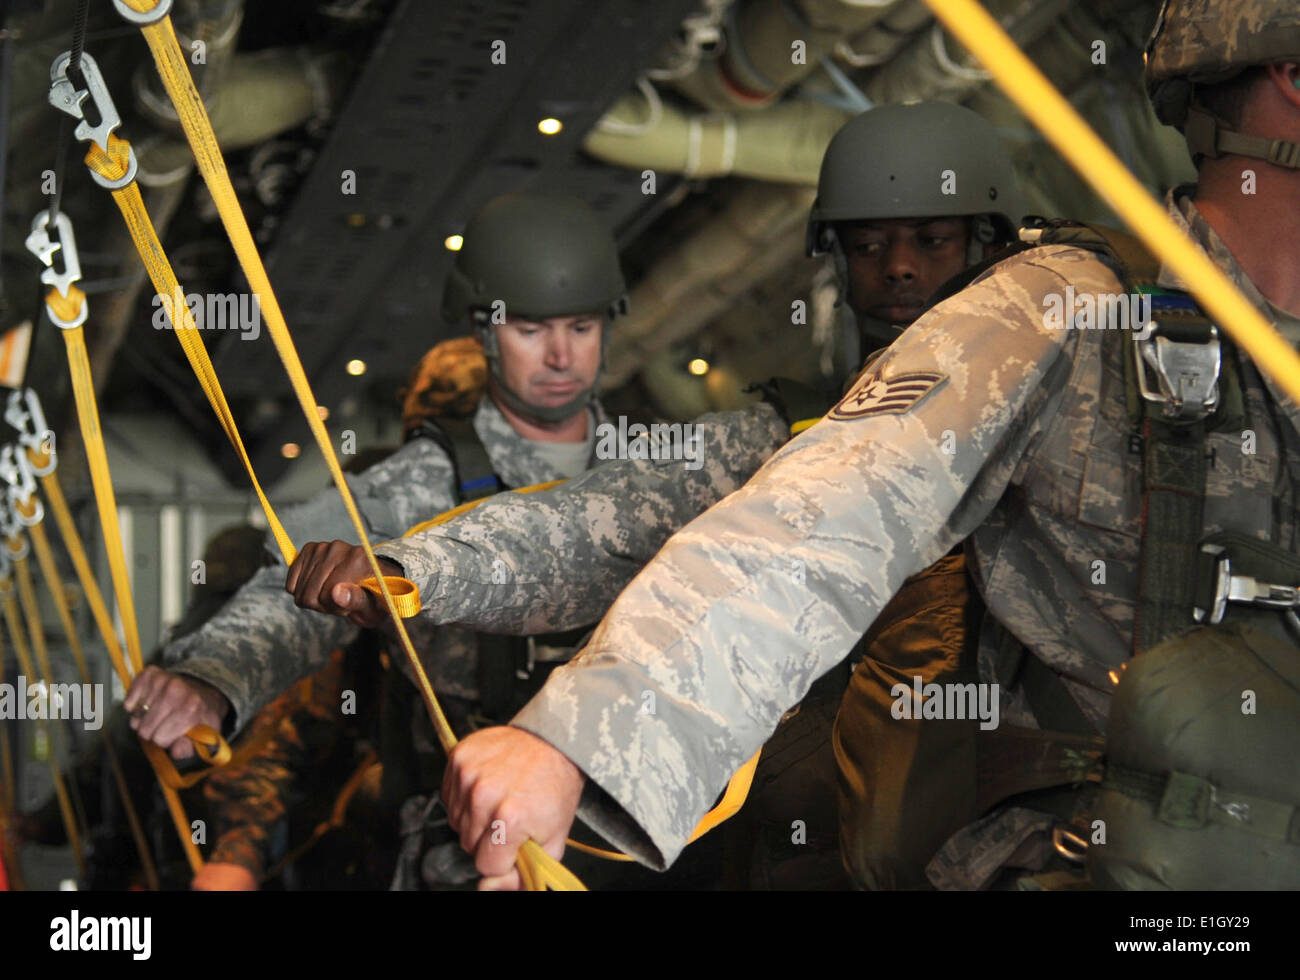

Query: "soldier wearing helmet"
left=364, top=2, right=1300, bottom=891
left=279, top=103, right=1029, bottom=889
left=123, top=192, right=628, bottom=888
left=807, top=101, right=1022, bottom=352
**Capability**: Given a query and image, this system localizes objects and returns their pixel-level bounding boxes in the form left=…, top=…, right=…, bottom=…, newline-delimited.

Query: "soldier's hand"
left=442, top=726, right=585, bottom=891
left=285, top=540, right=402, bottom=628
left=191, top=862, right=259, bottom=891
left=124, top=666, right=230, bottom=761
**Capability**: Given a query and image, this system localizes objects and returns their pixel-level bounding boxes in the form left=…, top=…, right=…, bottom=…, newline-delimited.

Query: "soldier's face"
left=493, top=313, right=603, bottom=412
left=840, top=218, right=971, bottom=325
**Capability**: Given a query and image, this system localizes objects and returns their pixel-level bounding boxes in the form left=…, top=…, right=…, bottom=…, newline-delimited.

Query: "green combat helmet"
left=805, top=101, right=1023, bottom=344
left=1145, top=0, right=1300, bottom=169
left=441, top=192, right=628, bottom=422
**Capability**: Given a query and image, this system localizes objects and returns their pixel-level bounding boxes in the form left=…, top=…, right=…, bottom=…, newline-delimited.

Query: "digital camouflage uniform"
left=379, top=189, right=1300, bottom=885
left=162, top=395, right=610, bottom=732
left=171, top=394, right=617, bottom=886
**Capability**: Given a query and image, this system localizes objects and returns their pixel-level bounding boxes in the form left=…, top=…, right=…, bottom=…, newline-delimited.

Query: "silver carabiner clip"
left=25, top=210, right=82, bottom=297
left=4, top=390, right=57, bottom=477
left=0, top=505, right=28, bottom=563
left=0, top=445, right=44, bottom=528
left=48, top=49, right=137, bottom=188
left=25, top=210, right=88, bottom=329
left=48, top=49, right=121, bottom=152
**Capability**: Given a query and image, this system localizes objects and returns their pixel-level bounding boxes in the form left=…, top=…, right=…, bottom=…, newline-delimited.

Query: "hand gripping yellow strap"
left=395, top=482, right=764, bottom=863
left=921, top=0, right=1300, bottom=407
left=0, top=591, right=86, bottom=878
left=356, top=576, right=422, bottom=619
left=120, top=2, right=581, bottom=888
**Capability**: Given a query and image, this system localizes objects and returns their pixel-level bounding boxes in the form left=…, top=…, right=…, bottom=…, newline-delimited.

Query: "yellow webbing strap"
left=397, top=480, right=566, bottom=540
left=789, top=418, right=820, bottom=436
left=922, top=0, right=1300, bottom=407
left=0, top=588, right=85, bottom=878
left=27, top=445, right=288, bottom=779
left=51, top=298, right=231, bottom=774
left=23, top=511, right=161, bottom=890
left=28, top=447, right=314, bottom=785
left=81, top=140, right=290, bottom=566
left=12, top=548, right=95, bottom=843
left=117, top=0, right=570, bottom=887
left=392, top=480, right=764, bottom=862
left=50, top=298, right=218, bottom=873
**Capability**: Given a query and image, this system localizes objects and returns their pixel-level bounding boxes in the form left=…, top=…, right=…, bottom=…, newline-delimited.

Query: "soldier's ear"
left=1266, top=63, right=1300, bottom=105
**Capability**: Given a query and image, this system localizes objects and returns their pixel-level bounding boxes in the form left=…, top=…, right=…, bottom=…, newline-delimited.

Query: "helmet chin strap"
left=488, top=373, right=595, bottom=425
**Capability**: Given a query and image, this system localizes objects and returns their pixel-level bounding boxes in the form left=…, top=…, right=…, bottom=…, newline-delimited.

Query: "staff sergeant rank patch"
left=829, top=369, right=947, bottom=421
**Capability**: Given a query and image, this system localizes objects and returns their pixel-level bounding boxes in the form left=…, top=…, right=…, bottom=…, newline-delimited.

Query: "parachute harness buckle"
left=1133, top=320, right=1221, bottom=423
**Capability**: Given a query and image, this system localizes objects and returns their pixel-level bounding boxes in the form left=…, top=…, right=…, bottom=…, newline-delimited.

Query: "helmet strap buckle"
left=1183, top=105, right=1224, bottom=160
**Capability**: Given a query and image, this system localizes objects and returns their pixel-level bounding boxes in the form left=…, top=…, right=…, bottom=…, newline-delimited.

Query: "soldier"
left=283, top=102, right=1027, bottom=888
left=335, top=1, right=1300, bottom=889
left=123, top=191, right=630, bottom=887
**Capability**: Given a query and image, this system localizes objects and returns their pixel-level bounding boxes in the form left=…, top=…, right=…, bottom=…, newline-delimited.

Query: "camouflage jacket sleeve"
left=511, top=247, right=1101, bottom=869
left=163, top=438, right=458, bottom=732
left=375, top=402, right=791, bottom=634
